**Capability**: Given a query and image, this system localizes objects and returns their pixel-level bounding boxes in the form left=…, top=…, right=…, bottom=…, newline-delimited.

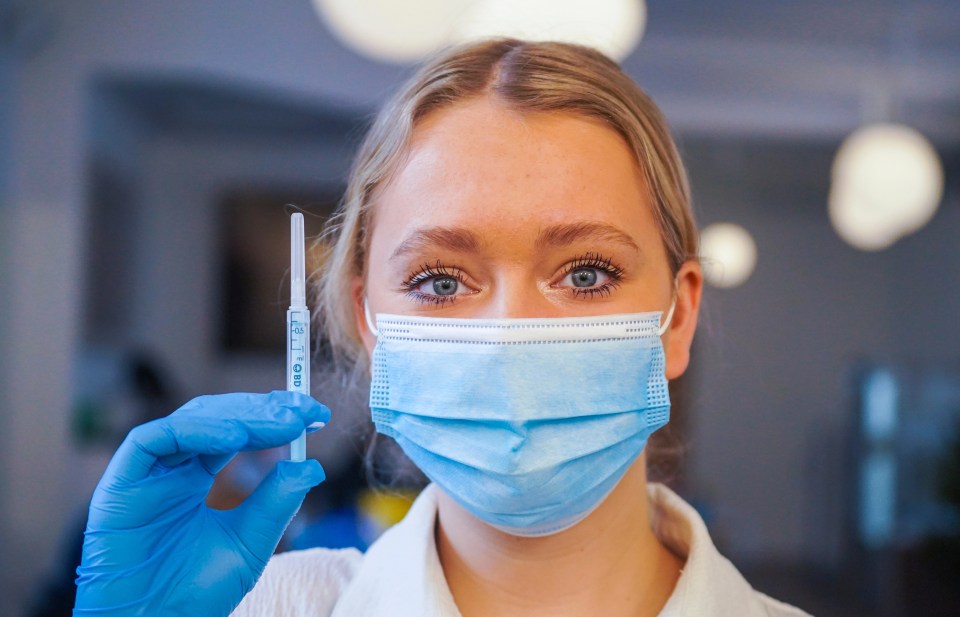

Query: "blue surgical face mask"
left=365, top=302, right=674, bottom=537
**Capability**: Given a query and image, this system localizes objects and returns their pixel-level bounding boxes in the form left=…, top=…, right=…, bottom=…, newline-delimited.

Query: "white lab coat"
left=233, top=483, right=812, bottom=616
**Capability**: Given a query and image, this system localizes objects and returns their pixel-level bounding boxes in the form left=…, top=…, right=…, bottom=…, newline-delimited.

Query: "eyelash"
left=562, top=252, right=625, bottom=298
left=400, top=260, right=467, bottom=306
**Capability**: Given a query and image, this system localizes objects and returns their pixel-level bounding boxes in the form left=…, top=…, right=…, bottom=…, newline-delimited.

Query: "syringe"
left=287, top=213, right=310, bottom=462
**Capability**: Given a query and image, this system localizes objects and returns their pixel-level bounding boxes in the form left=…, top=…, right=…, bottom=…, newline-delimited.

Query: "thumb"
left=226, top=460, right=325, bottom=566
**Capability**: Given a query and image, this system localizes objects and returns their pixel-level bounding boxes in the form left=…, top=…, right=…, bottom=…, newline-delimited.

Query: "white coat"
left=233, top=483, right=812, bottom=616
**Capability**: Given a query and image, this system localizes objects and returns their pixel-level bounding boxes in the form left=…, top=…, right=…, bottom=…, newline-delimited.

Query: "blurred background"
left=1, top=1, right=959, bottom=615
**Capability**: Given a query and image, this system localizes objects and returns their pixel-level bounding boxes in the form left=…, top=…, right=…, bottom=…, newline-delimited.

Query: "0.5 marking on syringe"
left=289, top=319, right=307, bottom=390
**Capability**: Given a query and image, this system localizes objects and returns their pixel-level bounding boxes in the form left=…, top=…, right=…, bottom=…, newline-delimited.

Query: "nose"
left=471, top=269, right=563, bottom=319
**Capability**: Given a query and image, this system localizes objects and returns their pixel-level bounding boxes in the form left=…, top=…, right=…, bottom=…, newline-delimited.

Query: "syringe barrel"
left=286, top=308, right=311, bottom=395
left=287, top=307, right=310, bottom=462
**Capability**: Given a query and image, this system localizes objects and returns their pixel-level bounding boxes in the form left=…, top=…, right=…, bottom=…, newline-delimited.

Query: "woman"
left=74, top=39, right=811, bottom=616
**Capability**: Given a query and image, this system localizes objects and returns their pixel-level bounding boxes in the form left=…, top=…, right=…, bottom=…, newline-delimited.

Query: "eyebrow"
left=534, top=221, right=641, bottom=254
left=390, top=226, right=483, bottom=261
left=389, top=220, right=641, bottom=261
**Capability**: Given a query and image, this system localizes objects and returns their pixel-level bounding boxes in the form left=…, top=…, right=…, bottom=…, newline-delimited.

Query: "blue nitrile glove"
left=74, top=391, right=330, bottom=616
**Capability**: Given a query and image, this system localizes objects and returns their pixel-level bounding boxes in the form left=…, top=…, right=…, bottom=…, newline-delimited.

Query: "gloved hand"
left=74, top=391, right=330, bottom=616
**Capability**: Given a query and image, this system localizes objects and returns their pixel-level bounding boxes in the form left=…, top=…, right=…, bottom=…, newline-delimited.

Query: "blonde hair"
left=313, top=38, right=697, bottom=374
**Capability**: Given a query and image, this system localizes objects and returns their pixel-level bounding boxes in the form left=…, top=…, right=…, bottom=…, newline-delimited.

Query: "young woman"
left=75, top=39, right=811, bottom=617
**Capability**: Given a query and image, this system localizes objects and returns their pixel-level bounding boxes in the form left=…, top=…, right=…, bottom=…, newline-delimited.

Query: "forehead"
left=370, top=97, right=659, bottom=251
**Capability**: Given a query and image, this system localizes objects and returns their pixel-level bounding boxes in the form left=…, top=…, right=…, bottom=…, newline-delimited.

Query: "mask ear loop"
left=363, top=298, right=380, bottom=337
left=657, top=280, right=680, bottom=336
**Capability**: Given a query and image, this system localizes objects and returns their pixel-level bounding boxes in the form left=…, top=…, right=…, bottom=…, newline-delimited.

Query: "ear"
left=663, top=260, right=703, bottom=380
left=351, top=276, right=377, bottom=355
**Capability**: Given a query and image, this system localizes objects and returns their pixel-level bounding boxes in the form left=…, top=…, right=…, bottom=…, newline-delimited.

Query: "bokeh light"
left=312, top=0, right=646, bottom=63
left=699, top=222, right=758, bottom=289
left=312, top=0, right=465, bottom=63
left=452, top=0, right=645, bottom=61
left=829, top=123, right=943, bottom=251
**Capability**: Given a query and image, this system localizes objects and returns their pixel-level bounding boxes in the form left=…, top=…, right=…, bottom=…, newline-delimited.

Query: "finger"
left=223, top=460, right=326, bottom=567
left=105, top=391, right=330, bottom=483
left=197, top=452, right=238, bottom=476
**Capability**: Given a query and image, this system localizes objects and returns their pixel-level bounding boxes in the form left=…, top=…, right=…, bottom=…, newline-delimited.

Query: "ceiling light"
left=452, top=0, right=646, bottom=61
left=313, top=0, right=647, bottom=63
left=829, top=123, right=943, bottom=251
left=699, top=223, right=757, bottom=289
left=312, top=0, right=466, bottom=64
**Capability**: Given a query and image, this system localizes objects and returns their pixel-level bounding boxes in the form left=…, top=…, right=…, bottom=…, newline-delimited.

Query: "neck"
left=435, top=458, right=683, bottom=617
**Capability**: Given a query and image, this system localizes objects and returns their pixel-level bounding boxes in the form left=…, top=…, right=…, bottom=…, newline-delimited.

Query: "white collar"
left=331, top=484, right=456, bottom=617
left=331, top=483, right=804, bottom=617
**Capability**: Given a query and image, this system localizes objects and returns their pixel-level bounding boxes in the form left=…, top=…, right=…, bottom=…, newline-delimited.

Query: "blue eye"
left=562, top=267, right=611, bottom=289
left=570, top=268, right=598, bottom=287
left=559, top=253, right=624, bottom=298
left=429, top=277, right=459, bottom=296
left=402, top=262, right=470, bottom=305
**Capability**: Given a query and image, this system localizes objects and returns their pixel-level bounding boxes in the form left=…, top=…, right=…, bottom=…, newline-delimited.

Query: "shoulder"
left=231, top=546, right=364, bottom=617
left=647, top=484, right=814, bottom=617
left=756, top=592, right=815, bottom=617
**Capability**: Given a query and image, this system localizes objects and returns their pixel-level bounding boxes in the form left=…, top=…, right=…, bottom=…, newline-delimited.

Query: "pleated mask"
left=366, top=304, right=673, bottom=537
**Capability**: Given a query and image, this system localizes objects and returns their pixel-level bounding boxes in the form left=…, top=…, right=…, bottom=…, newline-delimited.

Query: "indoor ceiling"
left=625, top=0, right=960, bottom=143
left=76, top=1, right=960, bottom=149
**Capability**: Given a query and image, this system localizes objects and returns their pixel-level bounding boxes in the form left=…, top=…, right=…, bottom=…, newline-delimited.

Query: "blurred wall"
left=0, top=1, right=401, bottom=611
left=682, top=139, right=959, bottom=567
left=0, top=21, right=15, bottom=583
left=0, top=36, right=11, bottom=201
left=133, top=133, right=352, bottom=392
